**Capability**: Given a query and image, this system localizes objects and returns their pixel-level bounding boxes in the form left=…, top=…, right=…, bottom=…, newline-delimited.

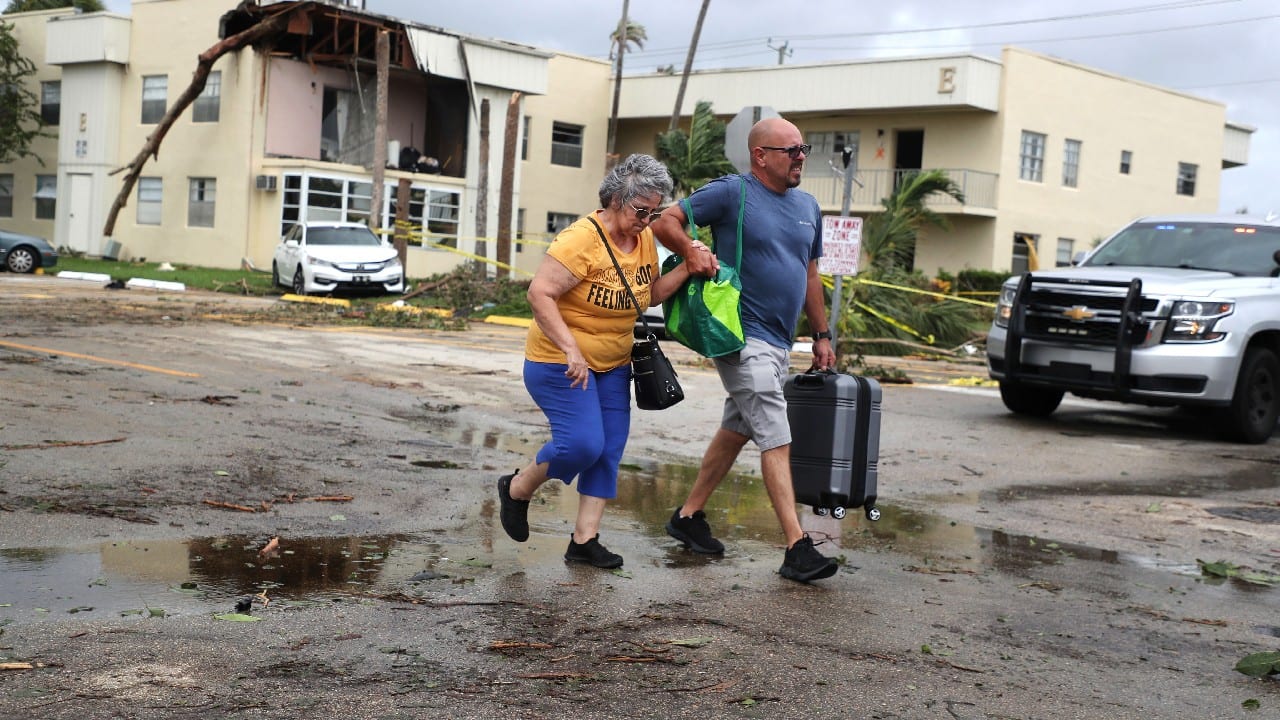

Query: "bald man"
left=651, top=117, right=839, bottom=583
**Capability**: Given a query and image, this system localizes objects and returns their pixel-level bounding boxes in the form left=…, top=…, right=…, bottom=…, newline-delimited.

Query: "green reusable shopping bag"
left=662, top=177, right=747, bottom=358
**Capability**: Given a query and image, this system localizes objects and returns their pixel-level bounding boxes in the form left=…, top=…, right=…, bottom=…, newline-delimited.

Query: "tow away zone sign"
left=819, top=216, right=862, bottom=275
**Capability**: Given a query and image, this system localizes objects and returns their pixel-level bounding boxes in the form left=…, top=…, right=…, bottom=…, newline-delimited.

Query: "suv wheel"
left=999, top=380, right=1064, bottom=417
left=1217, top=347, right=1279, bottom=444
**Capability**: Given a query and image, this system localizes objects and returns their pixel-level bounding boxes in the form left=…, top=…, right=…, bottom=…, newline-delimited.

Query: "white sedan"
left=272, top=221, right=404, bottom=296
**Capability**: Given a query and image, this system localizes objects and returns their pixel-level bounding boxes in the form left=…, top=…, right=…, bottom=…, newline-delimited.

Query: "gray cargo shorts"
left=713, top=337, right=792, bottom=452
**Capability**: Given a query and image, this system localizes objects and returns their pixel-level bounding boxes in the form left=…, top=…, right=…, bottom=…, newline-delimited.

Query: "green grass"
left=50, top=257, right=536, bottom=319
left=55, top=257, right=283, bottom=296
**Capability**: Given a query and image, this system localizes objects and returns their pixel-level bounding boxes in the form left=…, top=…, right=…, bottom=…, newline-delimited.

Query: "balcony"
left=805, top=168, right=998, bottom=216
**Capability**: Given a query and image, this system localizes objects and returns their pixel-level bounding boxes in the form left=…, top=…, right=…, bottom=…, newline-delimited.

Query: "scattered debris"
left=2, top=437, right=127, bottom=451
left=202, top=499, right=257, bottom=513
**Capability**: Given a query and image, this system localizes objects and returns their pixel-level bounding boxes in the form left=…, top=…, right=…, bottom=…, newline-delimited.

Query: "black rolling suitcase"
left=785, top=370, right=882, bottom=521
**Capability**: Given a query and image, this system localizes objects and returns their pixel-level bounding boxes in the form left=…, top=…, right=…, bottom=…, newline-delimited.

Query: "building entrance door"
left=68, top=173, right=94, bottom=254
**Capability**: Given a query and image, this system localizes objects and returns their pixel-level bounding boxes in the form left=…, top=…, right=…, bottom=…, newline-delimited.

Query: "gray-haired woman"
left=496, top=154, right=692, bottom=568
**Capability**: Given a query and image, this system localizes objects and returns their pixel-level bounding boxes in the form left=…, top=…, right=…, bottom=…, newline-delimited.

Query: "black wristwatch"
left=814, top=330, right=832, bottom=341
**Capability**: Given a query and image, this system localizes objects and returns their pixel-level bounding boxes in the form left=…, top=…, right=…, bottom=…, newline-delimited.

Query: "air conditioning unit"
left=255, top=174, right=278, bottom=191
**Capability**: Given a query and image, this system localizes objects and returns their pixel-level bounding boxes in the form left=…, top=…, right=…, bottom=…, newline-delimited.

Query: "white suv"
left=987, top=214, right=1280, bottom=443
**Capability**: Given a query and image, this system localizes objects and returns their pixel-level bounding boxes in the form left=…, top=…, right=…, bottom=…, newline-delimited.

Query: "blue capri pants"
left=523, top=360, right=632, bottom=499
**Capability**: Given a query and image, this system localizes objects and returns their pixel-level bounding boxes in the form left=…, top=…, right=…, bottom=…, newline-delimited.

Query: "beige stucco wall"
left=1, top=9, right=73, bottom=242
left=988, top=47, right=1225, bottom=271
left=113, top=0, right=258, bottom=268
left=514, top=53, right=612, bottom=275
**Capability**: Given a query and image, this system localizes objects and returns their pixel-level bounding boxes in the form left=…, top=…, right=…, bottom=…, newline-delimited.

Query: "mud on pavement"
left=1, top=275, right=1278, bottom=719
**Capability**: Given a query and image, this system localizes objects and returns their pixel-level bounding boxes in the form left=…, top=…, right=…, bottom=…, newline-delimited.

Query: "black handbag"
left=587, top=216, right=684, bottom=410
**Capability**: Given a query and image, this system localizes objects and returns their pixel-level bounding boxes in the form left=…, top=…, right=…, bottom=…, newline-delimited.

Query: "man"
left=651, top=117, right=839, bottom=583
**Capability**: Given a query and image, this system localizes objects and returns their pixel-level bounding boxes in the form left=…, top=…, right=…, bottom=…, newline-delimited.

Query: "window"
left=1019, top=131, right=1046, bottom=182
left=137, top=177, right=162, bottom=225
left=547, top=212, right=576, bottom=237
left=41, top=81, right=60, bottom=126
left=805, top=130, right=860, bottom=175
left=35, top=175, right=57, bottom=220
left=1119, top=150, right=1132, bottom=175
left=141, top=75, right=167, bottom=124
left=521, top=116, right=530, bottom=161
left=1056, top=237, right=1075, bottom=267
left=188, top=177, right=216, bottom=227
left=1177, top=162, right=1197, bottom=196
left=1062, top=139, right=1081, bottom=188
left=516, top=208, right=526, bottom=252
left=193, top=71, right=220, bottom=123
left=550, top=122, right=583, bottom=167
left=0, top=174, right=12, bottom=217
left=1011, top=232, right=1037, bottom=275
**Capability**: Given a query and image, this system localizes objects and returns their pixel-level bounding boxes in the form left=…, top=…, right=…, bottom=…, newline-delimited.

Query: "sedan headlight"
left=1163, top=300, right=1234, bottom=343
left=387, top=255, right=402, bottom=268
left=306, top=255, right=338, bottom=269
left=993, top=285, right=1017, bottom=327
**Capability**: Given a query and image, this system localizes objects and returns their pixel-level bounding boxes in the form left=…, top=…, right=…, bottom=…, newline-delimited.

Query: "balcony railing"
left=805, top=168, right=998, bottom=214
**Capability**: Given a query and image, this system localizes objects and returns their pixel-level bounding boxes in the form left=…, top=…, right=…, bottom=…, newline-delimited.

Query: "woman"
left=495, top=154, right=693, bottom=569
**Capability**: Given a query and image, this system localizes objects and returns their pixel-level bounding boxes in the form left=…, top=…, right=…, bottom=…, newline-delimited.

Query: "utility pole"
left=766, top=38, right=792, bottom=65
left=476, top=98, right=490, bottom=275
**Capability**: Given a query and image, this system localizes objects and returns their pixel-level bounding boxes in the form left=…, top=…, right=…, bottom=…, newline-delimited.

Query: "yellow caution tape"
left=948, top=376, right=998, bottom=387
left=839, top=276, right=997, bottom=308
left=281, top=294, right=350, bottom=308
left=852, top=300, right=935, bottom=345
left=484, top=315, right=533, bottom=328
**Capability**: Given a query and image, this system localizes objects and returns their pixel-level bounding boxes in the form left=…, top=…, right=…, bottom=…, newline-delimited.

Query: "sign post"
left=821, top=146, right=860, bottom=351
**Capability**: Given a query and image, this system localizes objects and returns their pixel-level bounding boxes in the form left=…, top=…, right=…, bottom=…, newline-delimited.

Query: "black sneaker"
left=666, top=507, right=725, bottom=554
left=564, top=535, right=624, bottom=569
left=778, top=534, right=838, bottom=583
left=497, top=471, right=529, bottom=542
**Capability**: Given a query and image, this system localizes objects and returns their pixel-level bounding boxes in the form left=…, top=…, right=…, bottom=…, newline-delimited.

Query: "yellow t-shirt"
left=525, top=212, right=659, bottom=371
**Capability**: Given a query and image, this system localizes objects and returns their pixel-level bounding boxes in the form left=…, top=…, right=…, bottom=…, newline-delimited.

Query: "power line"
left=631, top=0, right=1242, bottom=58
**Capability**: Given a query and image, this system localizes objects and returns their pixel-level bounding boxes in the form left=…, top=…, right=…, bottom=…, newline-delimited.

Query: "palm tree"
left=836, top=170, right=980, bottom=356
left=653, top=100, right=734, bottom=198
left=669, top=0, right=711, bottom=132
left=860, top=170, right=964, bottom=274
left=605, top=2, right=646, bottom=160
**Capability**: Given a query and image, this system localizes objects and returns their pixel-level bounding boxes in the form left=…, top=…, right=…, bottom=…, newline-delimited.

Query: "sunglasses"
left=759, top=144, right=812, bottom=159
left=628, top=203, right=664, bottom=222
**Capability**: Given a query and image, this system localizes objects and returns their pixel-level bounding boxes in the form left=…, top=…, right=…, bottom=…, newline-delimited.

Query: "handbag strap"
left=586, top=215, right=656, bottom=336
left=679, top=174, right=745, bottom=270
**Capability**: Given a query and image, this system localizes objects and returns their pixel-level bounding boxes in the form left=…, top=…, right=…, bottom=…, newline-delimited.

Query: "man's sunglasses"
left=759, top=144, right=812, bottom=159
left=628, top=203, right=664, bottom=222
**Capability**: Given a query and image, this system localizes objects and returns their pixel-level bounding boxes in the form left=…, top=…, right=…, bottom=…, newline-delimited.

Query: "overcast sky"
left=103, top=0, right=1277, bottom=216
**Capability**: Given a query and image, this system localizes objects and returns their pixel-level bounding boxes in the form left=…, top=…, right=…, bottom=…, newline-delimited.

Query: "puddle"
left=4, top=461, right=1271, bottom=627
left=989, top=464, right=1280, bottom=502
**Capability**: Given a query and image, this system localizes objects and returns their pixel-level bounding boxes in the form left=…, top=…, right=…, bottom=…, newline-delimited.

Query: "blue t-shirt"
left=684, top=174, right=822, bottom=349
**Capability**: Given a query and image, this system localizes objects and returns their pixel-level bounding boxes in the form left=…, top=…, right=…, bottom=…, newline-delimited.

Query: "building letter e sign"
left=938, top=67, right=956, bottom=94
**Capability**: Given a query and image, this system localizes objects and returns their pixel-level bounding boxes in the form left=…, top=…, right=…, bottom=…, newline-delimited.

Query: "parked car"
left=272, top=221, right=404, bottom=296
left=986, top=214, right=1280, bottom=443
left=0, top=229, right=58, bottom=274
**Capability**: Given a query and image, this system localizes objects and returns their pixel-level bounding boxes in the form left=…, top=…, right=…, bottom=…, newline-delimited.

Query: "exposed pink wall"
left=265, top=58, right=429, bottom=163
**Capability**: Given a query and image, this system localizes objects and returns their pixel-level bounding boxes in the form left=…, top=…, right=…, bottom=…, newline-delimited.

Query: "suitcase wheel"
left=866, top=506, right=881, bottom=522
left=812, top=506, right=829, bottom=517
left=831, top=506, right=846, bottom=520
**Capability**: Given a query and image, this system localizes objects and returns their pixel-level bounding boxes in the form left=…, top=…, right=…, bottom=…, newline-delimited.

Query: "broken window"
left=321, top=84, right=376, bottom=167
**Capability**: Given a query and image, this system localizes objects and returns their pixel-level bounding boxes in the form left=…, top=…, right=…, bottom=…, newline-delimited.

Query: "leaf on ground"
left=1242, top=698, right=1260, bottom=710
left=213, top=470, right=230, bottom=476
left=1196, top=559, right=1234, bottom=578
left=148, top=608, right=166, bottom=618
left=1145, top=502, right=1163, bottom=513
left=328, top=514, right=346, bottom=522
left=1235, top=652, right=1280, bottom=678
left=610, top=569, right=633, bottom=579
left=666, top=636, right=713, bottom=648
left=213, top=613, right=261, bottom=622
left=453, top=558, right=492, bottom=568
